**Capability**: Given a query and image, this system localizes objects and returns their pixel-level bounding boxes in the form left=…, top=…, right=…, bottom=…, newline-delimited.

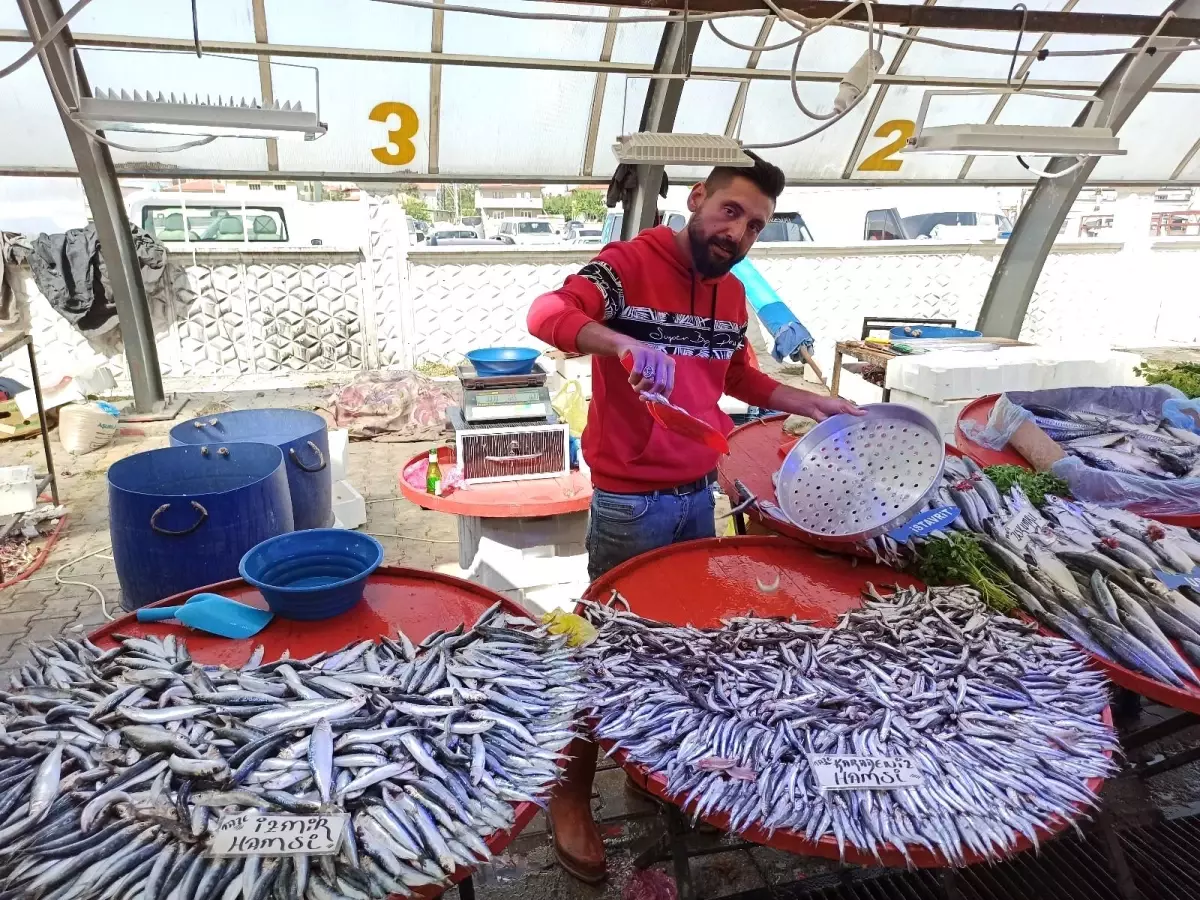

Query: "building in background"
left=476, top=184, right=543, bottom=235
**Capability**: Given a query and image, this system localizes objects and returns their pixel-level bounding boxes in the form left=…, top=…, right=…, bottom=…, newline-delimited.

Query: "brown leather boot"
left=549, top=737, right=606, bottom=883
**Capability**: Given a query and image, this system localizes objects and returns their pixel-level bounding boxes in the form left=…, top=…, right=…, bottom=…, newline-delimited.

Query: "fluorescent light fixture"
left=901, top=89, right=1125, bottom=158
left=613, top=132, right=752, bottom=167
left=77, top=90, right=327, bottom=141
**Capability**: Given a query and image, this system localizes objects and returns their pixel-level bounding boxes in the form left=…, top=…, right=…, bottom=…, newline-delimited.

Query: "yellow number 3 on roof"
left=369, top=102, right=420, bottom=166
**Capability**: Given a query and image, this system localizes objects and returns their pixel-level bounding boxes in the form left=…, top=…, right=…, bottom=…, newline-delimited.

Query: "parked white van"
left=495, top=217, right=559, bottom=246
left=126, top=191, right=375, bottom=248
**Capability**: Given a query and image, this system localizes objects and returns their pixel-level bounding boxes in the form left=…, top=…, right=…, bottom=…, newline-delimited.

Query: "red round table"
left=580, top=536, right=1113, bottom=869
left=89, top=567, right=546, bottom=899
left=956, top=394, right=1200, bottom=529
left=399, top=451, right=593, bottom=608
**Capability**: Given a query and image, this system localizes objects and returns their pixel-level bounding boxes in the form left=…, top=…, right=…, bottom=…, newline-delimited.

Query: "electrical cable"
left=53, top=542, right=115, bottom=621
left=1016, top=154, right=1088, bottom=179
left=0, top=0, right=96, bottom=81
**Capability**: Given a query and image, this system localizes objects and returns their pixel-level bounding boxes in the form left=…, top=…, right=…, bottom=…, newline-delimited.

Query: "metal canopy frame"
left=976, top=0, right=1200, bottom=339
left=12, top=0, right=1200, bottom=389
left=19, top=0, right=164, bottom=412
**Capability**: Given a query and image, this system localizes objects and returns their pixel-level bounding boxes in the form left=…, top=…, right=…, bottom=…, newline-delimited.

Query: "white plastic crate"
left=0, top=466, right=37, bottom=516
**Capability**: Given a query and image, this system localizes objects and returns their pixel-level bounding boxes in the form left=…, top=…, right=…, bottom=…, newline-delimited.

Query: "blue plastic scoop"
left=136, top=592, right=274, bottom=639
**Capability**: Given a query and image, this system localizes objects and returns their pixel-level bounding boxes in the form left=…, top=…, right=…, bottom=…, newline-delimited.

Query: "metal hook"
left=1007, top=3, right=1029, bottom=92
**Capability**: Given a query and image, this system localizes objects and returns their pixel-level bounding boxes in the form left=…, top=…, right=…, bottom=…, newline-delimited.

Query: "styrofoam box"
left=0, top=466, right=37, bottom=516
left=550, top=351, right=592, bottom=398
left=885, top=345, right=1145, bottom=402
left=328, top=429, right=349, bottom=482
left=331, top=480, right=365, bottom=530
left=886, top=391, right=975, bottom=443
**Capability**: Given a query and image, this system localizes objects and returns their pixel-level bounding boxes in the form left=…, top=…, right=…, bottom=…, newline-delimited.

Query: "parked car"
left=460, top=215, right=485, bottom=237
left=569, top=227, right=603, bottom=246
left=428, top=226, right=487, bottom=246
left=864, top=208, right=1013, bottom=241
left=496, top=218, right=558, bottom=246
left=129, top=192, right=319, bottom=246
left=601, top=210, right=811, bottom=243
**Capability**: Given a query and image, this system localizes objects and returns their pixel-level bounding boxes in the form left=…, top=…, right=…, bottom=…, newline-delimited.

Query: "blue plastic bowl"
left=889, top=325, right=983, bottom=340
left=239, top=529, right=384, bottom=620
left=466, top=347, right=541, bottom=377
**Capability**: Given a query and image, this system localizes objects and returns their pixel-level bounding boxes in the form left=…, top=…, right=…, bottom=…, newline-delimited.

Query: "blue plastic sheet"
left=732, top=258, right=814, bottom=363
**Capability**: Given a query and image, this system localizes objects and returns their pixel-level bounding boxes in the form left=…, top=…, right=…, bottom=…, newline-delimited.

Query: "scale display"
left=462, top=386, right=552, bottom=422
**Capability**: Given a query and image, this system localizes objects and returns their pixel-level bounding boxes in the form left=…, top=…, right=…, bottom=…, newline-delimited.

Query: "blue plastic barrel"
left=108, top=443, right=295, bottom=611
left=170, top=409, right=332, bottom=530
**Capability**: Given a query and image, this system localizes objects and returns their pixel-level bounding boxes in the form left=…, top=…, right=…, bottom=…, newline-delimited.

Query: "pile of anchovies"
left=582, top=586, right=1118, bottom=867
left=0, top=602, right=583, bottom=900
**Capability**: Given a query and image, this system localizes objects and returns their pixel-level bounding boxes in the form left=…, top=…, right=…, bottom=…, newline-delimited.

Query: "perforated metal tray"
left=777, top=403, right=945, bottom=542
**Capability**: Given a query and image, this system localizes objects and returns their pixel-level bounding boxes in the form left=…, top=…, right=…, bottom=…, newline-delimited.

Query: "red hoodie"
left=527, top=226, right=779, bottom=493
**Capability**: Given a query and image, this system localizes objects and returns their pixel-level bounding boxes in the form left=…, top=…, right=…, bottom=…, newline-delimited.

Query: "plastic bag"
left=958, top=394, right=1031, bottom=450
left=58, top=400, right=119, bottom=454
left=1164, top=398, right=1200, bottom=433
left=552, top=379, right=588, bottom=437
left=540, top=610, right=597, bottom=647
left=1050, top=455, right=1200, bottom=519
left=622, top=869, right=678, bottom=900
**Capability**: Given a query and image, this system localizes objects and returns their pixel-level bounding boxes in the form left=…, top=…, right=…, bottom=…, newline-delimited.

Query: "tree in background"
left=542, top=193, right=573, bottom=218
left=570, top=188, right=607, bottom=222
left=403, top=196, right=431, bottom=222
left=436, top=183, right=479, bottom=219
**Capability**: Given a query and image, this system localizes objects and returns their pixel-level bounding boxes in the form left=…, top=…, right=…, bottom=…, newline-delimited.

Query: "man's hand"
left=619, top=341, right=675, bottom=397
left=803, top=394, right=866, bottom=423
left=766, top=383, right=866, bottom=422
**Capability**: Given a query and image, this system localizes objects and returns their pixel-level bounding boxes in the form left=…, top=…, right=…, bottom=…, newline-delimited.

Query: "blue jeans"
left=586, top=486, right=716, bottom=581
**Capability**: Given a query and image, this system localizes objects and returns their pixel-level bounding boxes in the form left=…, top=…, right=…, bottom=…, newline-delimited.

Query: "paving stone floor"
left=0, top=384, right=1194, bottom=900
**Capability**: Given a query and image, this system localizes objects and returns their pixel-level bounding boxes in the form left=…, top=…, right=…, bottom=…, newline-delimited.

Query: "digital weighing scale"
left=457, top=363, right=553, bottom=424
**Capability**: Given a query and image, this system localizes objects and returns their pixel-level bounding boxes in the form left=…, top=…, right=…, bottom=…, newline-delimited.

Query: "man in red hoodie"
left=527, top=152, right=862, bottom=882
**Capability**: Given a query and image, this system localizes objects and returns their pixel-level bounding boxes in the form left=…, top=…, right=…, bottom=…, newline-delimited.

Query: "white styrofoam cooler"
left=885, top=345, right=1145, bottom=402
left=886, top=391, right=976, bottom=442
left=331, top=480, right=366, bottom=529
left=0, top=466, right=37, bottom=516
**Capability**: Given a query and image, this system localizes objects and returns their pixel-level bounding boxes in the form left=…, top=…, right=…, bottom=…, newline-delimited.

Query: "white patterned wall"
left=5, top=233, right=1200, bottom=391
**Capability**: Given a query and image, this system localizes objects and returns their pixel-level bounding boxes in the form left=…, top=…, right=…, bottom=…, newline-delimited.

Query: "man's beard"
left=687, top=220, right=743, bottom=278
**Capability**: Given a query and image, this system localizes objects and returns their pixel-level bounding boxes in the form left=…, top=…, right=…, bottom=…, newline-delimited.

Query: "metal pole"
left=976, top=0, right=1200, bottom=339
left=620, top=18, right=702, bottom=241
left=20, top=0, right=166, bottom=412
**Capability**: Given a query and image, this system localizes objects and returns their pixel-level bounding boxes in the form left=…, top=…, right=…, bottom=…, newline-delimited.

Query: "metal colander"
left=777, top=404, right=945, bottom=542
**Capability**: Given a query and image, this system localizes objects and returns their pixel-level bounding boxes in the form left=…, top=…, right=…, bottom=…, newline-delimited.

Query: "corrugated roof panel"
left=265, top=0, right=432, bottom=53
left=754, top=16, right=904, bottom=74
left=438, top=66, right=592, bottom=175
left=442, top=0, right=608, bottom=60
left=0, top=44, right=75, bottom=169
left=848, top=84, right=999, bottom=180
left=690, top=16, right=757, bottom=70
left=71, top=0, right=256, bottom=42
left=609, top=13, right=666, bottom=65
left=1092, top=91, right=1200, bottom=180
left=272, top=58, right=430, bottom=175
left=591, top=74, right=649, bottom=178
left=739, top=80, right=877, bottom=179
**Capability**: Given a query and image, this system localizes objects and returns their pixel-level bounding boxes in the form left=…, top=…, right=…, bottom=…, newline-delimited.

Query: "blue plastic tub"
left=889, top=325, right=983, bottom=340
left=466, top=347, right=540, bottom=376
left=108, top=443, right=294, bottom=611
left=240, top=529, right=384, bottom=620
left=170, top=409, right=332, bottom=531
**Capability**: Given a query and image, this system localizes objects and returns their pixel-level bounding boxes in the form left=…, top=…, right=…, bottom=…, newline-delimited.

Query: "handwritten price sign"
left=209, top=812, right=348, bottom=858
left=811, top=755, right=925, bottom=791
